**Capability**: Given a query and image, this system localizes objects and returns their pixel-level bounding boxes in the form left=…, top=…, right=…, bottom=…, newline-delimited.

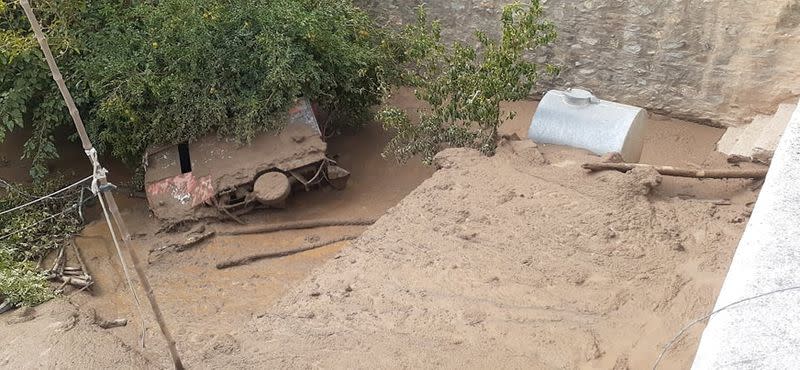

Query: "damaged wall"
left=360, top=0, right=800, bottom=127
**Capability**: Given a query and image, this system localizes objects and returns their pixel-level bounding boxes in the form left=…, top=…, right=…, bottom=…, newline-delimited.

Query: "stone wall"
left=360, top=0, right=800, bottom=127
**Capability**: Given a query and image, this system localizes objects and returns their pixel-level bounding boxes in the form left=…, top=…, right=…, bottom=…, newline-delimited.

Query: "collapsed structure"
left=144, top=99, right=349, bottom=222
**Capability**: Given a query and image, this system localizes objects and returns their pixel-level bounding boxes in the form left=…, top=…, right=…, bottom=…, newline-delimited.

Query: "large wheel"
left=253, top=172, right=291, bottom=207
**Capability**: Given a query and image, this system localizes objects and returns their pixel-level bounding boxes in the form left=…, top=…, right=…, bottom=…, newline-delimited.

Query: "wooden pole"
left=19, top=2, right=184, bottom=369
left=581, top=162, right=769, bottom=179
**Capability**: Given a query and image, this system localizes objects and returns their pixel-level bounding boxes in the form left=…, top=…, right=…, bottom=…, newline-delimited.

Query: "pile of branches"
left=0, top=178, right=93, bottom=309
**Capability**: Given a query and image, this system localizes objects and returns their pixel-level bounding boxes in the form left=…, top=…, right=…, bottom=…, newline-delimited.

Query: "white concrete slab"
left=692, top=102, right=800, bottom=369
left=717, top=104, right=796, bottom=163
left=754, top=103, right=796, bottom=158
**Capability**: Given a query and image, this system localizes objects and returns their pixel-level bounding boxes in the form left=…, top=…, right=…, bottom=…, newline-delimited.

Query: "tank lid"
left=563, top=88, right=595, bottom=106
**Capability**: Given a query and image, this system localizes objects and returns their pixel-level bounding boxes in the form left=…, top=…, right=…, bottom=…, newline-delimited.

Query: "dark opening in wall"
left=178, top=142, right=192, bottom=174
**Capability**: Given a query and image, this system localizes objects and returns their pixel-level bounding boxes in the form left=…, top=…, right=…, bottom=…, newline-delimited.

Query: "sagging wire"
left=652, top=285, right=800, bottom=369
left=0, top=175, right=93, bottom=217
left=1, top=177, right=84, bottom=201
left=0, top=178, right=38, bottom=199
left=0, top=201, right=86, bottom=241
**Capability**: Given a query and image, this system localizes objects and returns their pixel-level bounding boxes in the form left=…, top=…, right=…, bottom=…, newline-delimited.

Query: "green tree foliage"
left=0, top=179, right=83, bottom=306
left=1, top=0, right=401, bottom=177
left=1, top=0, right=82, bottom=179
left=0, top=249, right=53, bottom=306
left=378, top=1, right=558, bottom=163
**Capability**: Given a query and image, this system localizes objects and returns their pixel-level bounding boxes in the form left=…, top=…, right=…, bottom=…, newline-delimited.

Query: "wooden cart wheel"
left=253, top=172, right=291, bottom=207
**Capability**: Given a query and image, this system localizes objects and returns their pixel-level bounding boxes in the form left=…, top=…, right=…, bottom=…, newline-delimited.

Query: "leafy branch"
left=379, top=0, right=558, bottom=163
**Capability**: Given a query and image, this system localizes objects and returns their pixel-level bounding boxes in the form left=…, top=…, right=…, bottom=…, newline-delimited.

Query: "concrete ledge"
left=692, top=102, right=800, bottom=369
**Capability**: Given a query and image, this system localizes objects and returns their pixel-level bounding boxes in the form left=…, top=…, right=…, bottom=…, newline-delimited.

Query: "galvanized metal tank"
left=528, top=89, right=648, bottom=162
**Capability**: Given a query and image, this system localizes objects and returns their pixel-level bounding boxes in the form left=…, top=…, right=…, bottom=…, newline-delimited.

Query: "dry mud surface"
left=200, top=142, right=757, bottom=369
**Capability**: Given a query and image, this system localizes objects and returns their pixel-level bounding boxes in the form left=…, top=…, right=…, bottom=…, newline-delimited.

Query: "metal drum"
left=528, top=89, right=648, bottom=162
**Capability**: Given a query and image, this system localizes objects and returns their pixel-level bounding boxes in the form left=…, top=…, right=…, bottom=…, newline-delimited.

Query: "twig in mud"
left=53, top=275, right=93, bottom=288
left=582, top=162, right=769, bottom=179
left=86, top=307, right=129, bottom=329
left=150, top=231, right=216, bottom=255
left=49, top=245, right=65, bottom=275
left=216, top=236, right=358, bottom=270
left=70, top=241, right=90, bottom=281
left=673, top=196, right=733, bottom=206
left=218, top=218, right=377, bottom=236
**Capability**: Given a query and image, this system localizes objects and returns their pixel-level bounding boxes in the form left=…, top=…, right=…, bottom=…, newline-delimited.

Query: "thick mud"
left=0, top=89, right=762, bottom=368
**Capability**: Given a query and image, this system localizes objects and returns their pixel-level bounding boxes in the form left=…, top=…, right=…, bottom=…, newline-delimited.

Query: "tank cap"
left=563, top=88, right=595, bottom=106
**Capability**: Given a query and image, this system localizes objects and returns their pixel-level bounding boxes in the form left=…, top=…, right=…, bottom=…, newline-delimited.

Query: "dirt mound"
left=198, top=142, right=754, bottom=369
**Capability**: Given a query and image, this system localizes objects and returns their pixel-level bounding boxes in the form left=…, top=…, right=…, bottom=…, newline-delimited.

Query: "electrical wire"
left=0, top=178, right=38, bottom=199
left=0, top=175, right=93, bottom=217
left=653, top=285, right=800, bottom=369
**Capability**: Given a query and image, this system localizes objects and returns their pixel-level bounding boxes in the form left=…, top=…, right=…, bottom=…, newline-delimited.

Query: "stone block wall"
left=360, top=0, right=800, bottom=126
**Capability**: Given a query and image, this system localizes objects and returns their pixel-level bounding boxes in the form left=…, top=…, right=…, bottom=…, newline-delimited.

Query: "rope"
left=85, top=148, right=108, bottom=194
left=84, top=147, right=147, bottom=347
left=97, top=189, right=148, bottom=348
left=653, top=285, right=800, bottom=369
left=0, top=175, right=92, bottom=217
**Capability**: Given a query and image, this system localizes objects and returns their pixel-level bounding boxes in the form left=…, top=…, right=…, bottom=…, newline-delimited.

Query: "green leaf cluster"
left=379, top=1, right=558, bottom=163
left=0, top=248, right=53, bottom=306
left=0, top=178, right=84, bottom=306
left=1, top=0, right=401, bottom=177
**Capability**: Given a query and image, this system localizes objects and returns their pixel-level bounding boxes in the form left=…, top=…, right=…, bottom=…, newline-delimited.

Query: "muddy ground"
left=0, top=90, right=762, bottom=369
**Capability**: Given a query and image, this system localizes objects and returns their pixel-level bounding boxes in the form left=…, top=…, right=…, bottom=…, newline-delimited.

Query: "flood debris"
left=216, top=235, right=359, bottom=270
left=218, top=218, right=378, bottom=237
left=149, top=218, right=377, bottom=261
left=46, top=243, right=94, bottom=292
left=89, top=309, right=128, bottom=329
left=144, top=99, right=350, bottom=224
left=582, top=162, right=769, bottom=179
left=150, top=230, right=217, bottom=258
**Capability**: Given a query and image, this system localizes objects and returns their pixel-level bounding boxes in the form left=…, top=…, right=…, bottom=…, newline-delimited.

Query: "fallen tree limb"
left=70, top=240, right=90, bottom=282
left=581, top=162, right=769, bottom=179
left=52, top=275, right=93, bottom=288
left=218, top=218, right=377, bottom=236
left=151, top=231, right=216, bottom=255
left=216, top=236, right=358, bottom=270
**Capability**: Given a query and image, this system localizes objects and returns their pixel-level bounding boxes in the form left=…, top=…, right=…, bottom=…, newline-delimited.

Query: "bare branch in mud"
left=582, top=162, right=769, bottom=179
left=216, top=236, right=358, bottom=270
left=150, top=218, right=376, bottom=262
left=218, top=218, right=377, bottom=236
left=150, top=231, right=217, bottom=257
left=52, top=275, right=93, bottom=288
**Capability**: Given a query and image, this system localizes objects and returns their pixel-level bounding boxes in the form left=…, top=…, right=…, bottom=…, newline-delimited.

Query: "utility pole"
left=19, top=1, right=184, bottom=369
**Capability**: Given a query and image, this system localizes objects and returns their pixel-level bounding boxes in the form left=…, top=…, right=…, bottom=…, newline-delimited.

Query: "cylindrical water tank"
left=528, top=89, right=648, bottom=162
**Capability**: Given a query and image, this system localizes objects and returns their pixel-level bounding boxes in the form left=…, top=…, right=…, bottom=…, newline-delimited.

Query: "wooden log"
left=151, top=231, right=216, bottom=256
left=54, top=275, right=93, bottom=288
left=581, top=162, right=769, bottom=179
left=97, top=318, right=128, bottom=329
left=216, top=236, right=358, bottom=270
left=70, top=240, right=91, bottom=280
left=219, top=218, right=377, bottom=237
